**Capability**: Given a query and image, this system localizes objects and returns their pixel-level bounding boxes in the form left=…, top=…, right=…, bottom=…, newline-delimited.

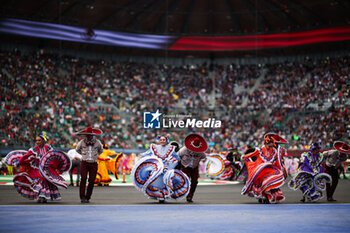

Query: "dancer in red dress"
left=241, top=135, right=286, bottom=204
left=13, top=133, right=70, bottom=203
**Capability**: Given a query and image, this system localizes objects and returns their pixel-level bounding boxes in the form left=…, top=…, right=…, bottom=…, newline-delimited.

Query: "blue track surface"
left=1, top=204, right=350, bottom=233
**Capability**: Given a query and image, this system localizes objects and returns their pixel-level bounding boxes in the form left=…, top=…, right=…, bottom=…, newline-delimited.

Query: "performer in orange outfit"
left=241, top=135, right=286, bottom=204
left=95, top=143, right=123, bottom=186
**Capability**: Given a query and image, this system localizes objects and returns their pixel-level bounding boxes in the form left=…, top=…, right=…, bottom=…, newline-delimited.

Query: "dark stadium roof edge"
left=1, top=18, right=350, bottom=51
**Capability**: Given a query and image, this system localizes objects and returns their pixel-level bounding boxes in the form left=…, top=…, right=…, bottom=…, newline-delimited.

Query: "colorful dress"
left=13, top=145, right=66, bottom=201
left=221, top=158, right=234, bottom=180
left=95, top=149, right=123, bottom=186
left=131, top=144, right=190, bottom=201
left=208, top=152, right=243, bottom=181
left=206, top=153, right=226, bottom=178
left=220, top=152, right=235, bottom=180
left=289, top=151, right=332, bottom=202
left=241, top=146, right=286, bottom=203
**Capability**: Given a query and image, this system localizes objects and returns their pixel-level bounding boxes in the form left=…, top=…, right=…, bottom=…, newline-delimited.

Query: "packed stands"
left=1, top=50, right=349, bottom=151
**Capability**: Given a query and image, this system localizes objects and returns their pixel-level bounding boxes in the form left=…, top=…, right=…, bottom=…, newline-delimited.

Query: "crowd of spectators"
left=214, top=63, right=262, bottom=110
left=0, top=49, right=349, bottom=152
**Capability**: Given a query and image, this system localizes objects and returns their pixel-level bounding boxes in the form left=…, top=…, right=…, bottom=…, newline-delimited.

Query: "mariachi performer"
left=95, top=143, right=123, bottom=186
left=131, top=135, right=190, bottom=203
left=289, top=142, right=332, bottom=202
left=178, top=133, right=208, bottom=202
left=241, top=135, right=286, bottom=204
left=75, top=126, right=103, bottom=203
left=322, top=141, right=349, bottom=202
left=12, top=133, right=71, bottom=203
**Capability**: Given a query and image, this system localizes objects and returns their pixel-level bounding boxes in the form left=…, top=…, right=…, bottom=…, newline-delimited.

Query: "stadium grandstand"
left=1, top=0, right=349, bottom=155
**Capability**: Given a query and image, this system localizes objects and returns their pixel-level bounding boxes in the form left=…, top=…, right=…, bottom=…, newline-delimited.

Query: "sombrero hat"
left=264, top=132, right=288, bottom=144
left=75, top=126, right=103, bottom=136
left=184, top=133, right=208, bottom=153
left=333, top=141, right=350, bottom=154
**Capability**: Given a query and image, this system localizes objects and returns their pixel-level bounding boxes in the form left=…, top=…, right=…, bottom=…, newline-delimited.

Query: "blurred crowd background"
left=1, top=49, right=349, bottom=152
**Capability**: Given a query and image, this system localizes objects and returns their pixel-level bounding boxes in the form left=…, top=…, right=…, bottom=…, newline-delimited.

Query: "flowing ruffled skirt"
left=205, top=154, right=225, bottom=178
left=221, top=161, right=234, bottom=180
left=131, top=156, right=190, bottom=201
left=241, top=163, right=285, bottom=203
left=5, top=150, right=27, bottom=167
left=288, top=171, right=332, bottom=202
left=95, top=153, right=123, bottom=185
left=13, top=150, right=71, bottom=201
left=13, top=170, right=61, bottom=200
